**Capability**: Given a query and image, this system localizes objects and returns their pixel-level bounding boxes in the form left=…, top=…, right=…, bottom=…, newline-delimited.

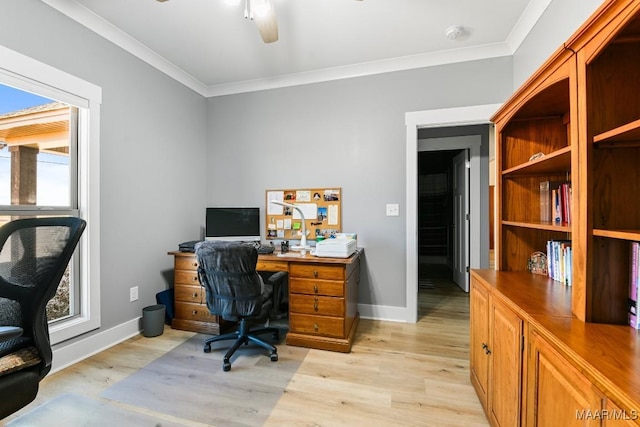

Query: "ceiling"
left=41, top=0, right=551, bottom=97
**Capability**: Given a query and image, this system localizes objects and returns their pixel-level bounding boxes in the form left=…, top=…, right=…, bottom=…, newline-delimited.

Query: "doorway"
left=406, top=105, right=498, bottom=323
left=418, top=149, right=469, bottom=293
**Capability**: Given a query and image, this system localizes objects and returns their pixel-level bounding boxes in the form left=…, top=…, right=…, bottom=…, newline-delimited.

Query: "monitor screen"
left=205, top=207, right=261, bottom=242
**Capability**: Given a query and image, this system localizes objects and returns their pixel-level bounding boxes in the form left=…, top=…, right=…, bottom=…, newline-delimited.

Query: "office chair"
left=0, top=217, right=86, bottom=420
left=195, top=240, right=282, bottom=372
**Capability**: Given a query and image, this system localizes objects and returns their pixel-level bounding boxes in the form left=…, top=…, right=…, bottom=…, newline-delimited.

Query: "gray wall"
left=513, top=0, right=604, bottom=89
left=0, top=0, right=207, bottom=340
left=206, top=59, right=512, bottom=308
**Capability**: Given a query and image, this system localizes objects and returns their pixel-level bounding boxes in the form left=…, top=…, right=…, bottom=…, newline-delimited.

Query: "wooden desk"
left=168, top=249, right=362, bottom=353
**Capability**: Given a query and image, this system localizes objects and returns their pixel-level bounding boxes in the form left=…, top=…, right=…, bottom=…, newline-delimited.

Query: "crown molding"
left=41, top=0, right=208, bottom=95
left=204, top=43, right=512, bottom=97
left=42, top=0, right=547, bottom=98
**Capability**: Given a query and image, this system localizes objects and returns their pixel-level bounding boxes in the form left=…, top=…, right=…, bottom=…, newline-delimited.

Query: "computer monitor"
left=205, top=207, right=261, bottom=242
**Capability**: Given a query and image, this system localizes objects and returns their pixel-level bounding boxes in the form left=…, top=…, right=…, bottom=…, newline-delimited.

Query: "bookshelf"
left=470, top=1, right=640, bottom=424
left=494, top=1, right=640, bottom=324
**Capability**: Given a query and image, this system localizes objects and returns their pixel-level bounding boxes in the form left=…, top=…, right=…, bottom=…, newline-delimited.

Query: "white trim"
left=40, top=0, right=549, bottom=97
left=204, top=44, right=511, bottom=97
left=0, top=44, right=102, bottom=344
left=405, top=104, right=501, bottom=323
left=358, top=304, right=407, bottom=323
left=51, top=317, right=141, bottom=373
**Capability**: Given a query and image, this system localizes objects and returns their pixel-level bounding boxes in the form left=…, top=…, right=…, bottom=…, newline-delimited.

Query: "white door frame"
left=405, top=104, right=500, bottom=323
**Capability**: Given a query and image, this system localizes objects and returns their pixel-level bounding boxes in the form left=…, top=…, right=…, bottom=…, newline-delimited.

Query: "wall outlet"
left=129, top=286, right=139, bottom=302
left=386, top=203, right=400, bottom=216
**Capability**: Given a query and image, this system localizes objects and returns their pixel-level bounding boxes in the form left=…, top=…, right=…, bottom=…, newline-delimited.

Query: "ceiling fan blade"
left=251, top=0, right=278, bottom=43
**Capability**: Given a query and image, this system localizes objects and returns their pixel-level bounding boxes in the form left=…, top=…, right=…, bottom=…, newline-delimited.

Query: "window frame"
left=0, top=44, right=102, bottom=344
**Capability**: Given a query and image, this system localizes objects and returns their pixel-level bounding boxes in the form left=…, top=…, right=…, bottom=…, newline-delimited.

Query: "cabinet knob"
left=313, top=285, right=318, bottom=293
left=313, top=271, right=318, bottom=278
left=192, top=310, right=198, bottom=316
left=192, top=292, right=198, bottom=298
left=482, top=343, right=488, bottom=349
left=193, top=262, right=198, bottom=267
left=313, top=324, right=319, bottom=332
left=485, top=348, right=491, bottom=355
left=314, top=303, right=319, bottom=311
left=193, top=276, right=198, bottom=282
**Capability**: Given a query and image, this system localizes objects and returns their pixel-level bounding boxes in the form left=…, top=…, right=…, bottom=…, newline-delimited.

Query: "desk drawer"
left=175, top=256, right=199, bottom=271
left=289, top=313, right=344, bottom=338
left=175, top=270, right=200, bottom=286
left=289, top=294, right=344, bottom=317
left=174, top=284, right=205, bottom=304
left=290, top=264, right=344, bottom=281
left=174, top=301, right=216, bottom=322
left=290, top=278, right=344, bottom=297
left=256, top=260, right=289, bottom=272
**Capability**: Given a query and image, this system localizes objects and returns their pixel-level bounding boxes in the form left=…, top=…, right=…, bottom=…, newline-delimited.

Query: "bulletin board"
left=265, top=188, right=342, bottom=241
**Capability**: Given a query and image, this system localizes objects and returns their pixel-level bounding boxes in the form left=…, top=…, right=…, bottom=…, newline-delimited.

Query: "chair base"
left=203, top=318, right=279, bottom=372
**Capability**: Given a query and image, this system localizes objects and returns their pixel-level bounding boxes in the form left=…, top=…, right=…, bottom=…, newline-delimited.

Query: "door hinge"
left=466, top=266, right=470, bottom=273
left=465, top=160, right=471, bottom=169
left=521, top=335, right=525, bottom=352
left=466, top=213, right=470, bottom=220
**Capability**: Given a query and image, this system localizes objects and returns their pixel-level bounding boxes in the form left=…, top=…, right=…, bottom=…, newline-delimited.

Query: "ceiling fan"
left=156, top=0, right=363, bottom=44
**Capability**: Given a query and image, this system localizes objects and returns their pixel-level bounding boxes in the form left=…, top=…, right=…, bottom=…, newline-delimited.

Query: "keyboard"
left=253, top=242, right=275, bottom=254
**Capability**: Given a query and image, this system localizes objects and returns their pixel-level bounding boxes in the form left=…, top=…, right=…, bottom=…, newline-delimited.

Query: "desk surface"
left=171, top=248, right=362, bottom=265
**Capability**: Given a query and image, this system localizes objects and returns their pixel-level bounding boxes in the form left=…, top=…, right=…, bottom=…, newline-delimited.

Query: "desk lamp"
left=270, top=200, right=310, bottom=250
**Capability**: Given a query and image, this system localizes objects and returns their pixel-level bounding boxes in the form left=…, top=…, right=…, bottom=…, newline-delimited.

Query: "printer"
left=314, top=237, right=357, bottom=258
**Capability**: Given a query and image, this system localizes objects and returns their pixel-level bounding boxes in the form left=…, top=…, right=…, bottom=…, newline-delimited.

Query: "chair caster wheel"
left=204, top=344, right=211, bottom=353
left=270, top=353, right=278, bottom=362
left=223, top=360, right=231, bottom=371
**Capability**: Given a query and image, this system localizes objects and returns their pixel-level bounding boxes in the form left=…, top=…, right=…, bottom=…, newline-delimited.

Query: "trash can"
left=142, top=304, right=166, bottom=337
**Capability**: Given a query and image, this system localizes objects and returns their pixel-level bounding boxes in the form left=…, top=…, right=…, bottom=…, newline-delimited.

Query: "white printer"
left=314, top=237, right=357, bottom=258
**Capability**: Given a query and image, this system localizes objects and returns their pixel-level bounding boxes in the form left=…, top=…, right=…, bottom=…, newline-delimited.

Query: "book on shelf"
left=629, top=242, right=640, bottom=329
left=540, top=181, right=571, bottom=225
left=546, top=239, right=572, bottom=286
left=540, top=181, right=551, bottom=223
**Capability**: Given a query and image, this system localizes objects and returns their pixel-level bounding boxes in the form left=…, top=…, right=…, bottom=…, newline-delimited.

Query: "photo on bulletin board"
left=265, top=187, right=342, bottom=241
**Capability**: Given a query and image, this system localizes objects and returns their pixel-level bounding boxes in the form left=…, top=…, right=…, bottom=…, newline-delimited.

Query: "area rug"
left=101, top=333, right=308, bottom=427
left=7, top=393, right=190, bottom=427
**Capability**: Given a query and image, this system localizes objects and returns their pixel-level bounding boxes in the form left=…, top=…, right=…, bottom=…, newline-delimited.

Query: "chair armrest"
left=266, top=271, right=287, bottom=285
left=0, top=327, right=23, bottom=343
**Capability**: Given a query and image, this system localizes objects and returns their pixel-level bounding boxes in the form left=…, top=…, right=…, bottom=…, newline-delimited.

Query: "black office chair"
left=0, top=217, right=86, bottom=420
left=195, top=240, right=283, bottom=372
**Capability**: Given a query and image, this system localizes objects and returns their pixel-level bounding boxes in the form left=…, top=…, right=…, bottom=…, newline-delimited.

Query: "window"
left=0, top=45, right=102, bottom=344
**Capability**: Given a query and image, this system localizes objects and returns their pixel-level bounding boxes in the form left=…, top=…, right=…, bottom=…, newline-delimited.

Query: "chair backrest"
left=195, top=241, right=264, bottom=321
left=0, top=217, right=86, bottom=376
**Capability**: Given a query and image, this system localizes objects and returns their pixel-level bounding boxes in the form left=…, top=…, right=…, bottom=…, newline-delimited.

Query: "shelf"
left=502, top=146, right=571, bottom=177
left=593, top=228, right=640, bottom=241
left=502, top=220, right=571, bottom=233
left=593, top=118, right=640, bottom=147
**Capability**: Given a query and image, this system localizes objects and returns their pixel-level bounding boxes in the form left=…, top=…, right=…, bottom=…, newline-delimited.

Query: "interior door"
left=452, top=150, right=470, bottom=292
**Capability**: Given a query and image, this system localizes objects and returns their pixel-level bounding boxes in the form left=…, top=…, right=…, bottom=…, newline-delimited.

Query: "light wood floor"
left=2, top=271, right=488, bottom=427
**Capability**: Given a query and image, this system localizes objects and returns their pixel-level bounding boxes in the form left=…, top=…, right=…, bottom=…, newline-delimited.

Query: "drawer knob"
left=193, top=276, right=198, bottom=281
left=192, top=310, right=198, bottom=316
left=192, top=292, right=198, bottom=298
left=313, top=271, right=318, bottom=278
left=313, top=324, right=318, bottom=332
left=314, top=302, right=319, bottom=311
left=313, top=285, right=318, bottom=293
left=192, top=262, right=198, bottom=267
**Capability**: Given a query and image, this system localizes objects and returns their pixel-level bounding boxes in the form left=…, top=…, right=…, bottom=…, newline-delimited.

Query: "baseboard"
left=358, top=303, right=408, bottom=323
left=50, top=317, right=142, bottom=374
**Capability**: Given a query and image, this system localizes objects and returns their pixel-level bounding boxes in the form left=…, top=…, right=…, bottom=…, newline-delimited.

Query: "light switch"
left=386, top=203, right=400, bottom=216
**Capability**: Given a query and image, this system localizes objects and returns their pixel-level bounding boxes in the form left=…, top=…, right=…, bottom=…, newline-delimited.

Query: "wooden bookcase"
left=494, top=0, right=640, bottom=324
left=471, top=2, right=640, bottom=425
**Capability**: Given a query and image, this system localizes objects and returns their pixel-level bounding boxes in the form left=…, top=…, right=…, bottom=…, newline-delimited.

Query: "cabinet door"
left=489, top=298, right=524, bottom=427
left=527, top=329, right=603, bottom=427
left=470, top=279, right=490, bottom=409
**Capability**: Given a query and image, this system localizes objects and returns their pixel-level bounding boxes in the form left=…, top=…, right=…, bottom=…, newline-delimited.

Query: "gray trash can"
left=142, top=304, right=166, bottom=337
